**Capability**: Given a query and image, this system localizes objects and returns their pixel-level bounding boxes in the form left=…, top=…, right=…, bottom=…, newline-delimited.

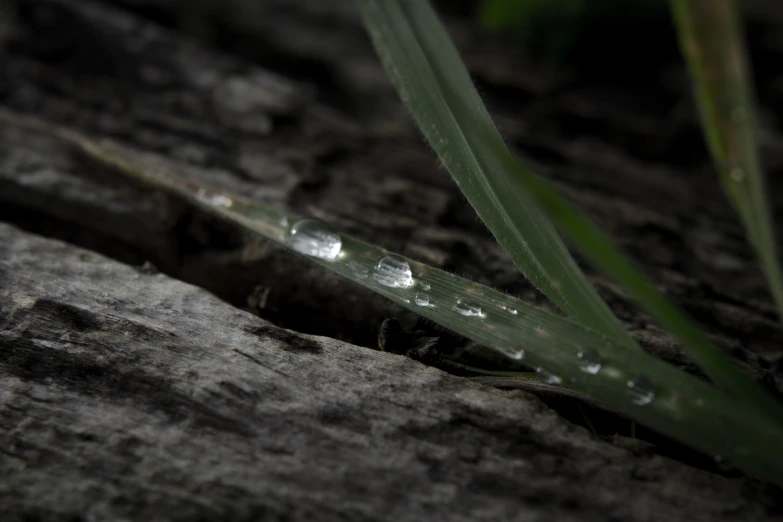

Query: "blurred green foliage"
left=478, top=0, right=673, bottom=65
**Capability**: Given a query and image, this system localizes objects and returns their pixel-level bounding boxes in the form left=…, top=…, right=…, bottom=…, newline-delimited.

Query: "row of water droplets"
left=284, top=217, right=656, bottom=406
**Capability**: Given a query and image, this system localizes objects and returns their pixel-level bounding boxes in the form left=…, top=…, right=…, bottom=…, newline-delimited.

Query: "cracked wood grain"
left=0, top=223, right=775, bottom=521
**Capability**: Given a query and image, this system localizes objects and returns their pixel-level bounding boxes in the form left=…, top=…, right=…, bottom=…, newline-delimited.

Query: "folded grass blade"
left=670, top=0, right=783, bottom=323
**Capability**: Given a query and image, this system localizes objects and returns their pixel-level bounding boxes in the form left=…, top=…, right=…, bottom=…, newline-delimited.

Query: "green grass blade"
left=216, top=199, right=783, bottom=485
left=485, top=136, right=783, bottom=424
left=357, top=0, right=635, bottom=348
left=670, top=0, right=783, bottom=323
left=357, top=0, right=783, bottom=424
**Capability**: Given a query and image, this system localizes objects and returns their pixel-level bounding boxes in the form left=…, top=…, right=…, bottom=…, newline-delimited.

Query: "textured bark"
left=0, top=0, right=782, bottom=519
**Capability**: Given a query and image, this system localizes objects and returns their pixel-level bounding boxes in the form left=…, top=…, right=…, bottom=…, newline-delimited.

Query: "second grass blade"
left=670, top=0, right=783, bottom=324
left=357, top=0, right=636, bottom=349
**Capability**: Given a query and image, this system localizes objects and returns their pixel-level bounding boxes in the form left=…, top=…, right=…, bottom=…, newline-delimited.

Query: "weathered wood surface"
left=0, top=224, right=774, bottom=521
left=0, top=0, right=782, bottom=519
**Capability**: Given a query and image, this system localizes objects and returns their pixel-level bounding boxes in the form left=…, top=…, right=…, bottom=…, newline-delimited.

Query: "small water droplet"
left=415, top=293, right=430, bottom=307
left=402, top=298, right=411, bottom=304
left=196, top=189, right=233, bottom=207
left=626, top=377, right=656, bottom=406
left=420, top=282, right=431, bottom=291
left=730, top=167, right=746, bottom=182
left=288, top=218, right=342, bottom=260
left=534, top=326, right=550, bottom=337
left=507, top=308, right=518, bottom=315
left=577, top=349, right=602, bottom=375
left=373, top=255, right=413, bottom=288
left=496, top=346, right=524, bottom=360
left=346, top=261, right=369, bottom=279
left=454, top=298, right=483, bottom=317
left=536, top=368, right=562, bottom=384
left=279, top=216, right=289, bottom=228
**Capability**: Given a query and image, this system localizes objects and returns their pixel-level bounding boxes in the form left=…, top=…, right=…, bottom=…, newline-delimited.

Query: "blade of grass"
left=357, top=0, right=636, bottom=349
left=6, top=108, right=781, bottom=484
left=670, top=0, right=783, bottom=323
left=358, top=0, right=783, bottom=424
left=487, top=137, right=783, bottom=425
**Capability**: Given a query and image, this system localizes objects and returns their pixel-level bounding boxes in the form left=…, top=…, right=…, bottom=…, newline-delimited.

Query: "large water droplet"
left=415, top=293, right=430, bottom=307
left=454, top=298, right=483, bottom=317
left=577, top=349, right=602, bottom=375
left=626, top=377, right=656, bottom=406
left=496, top=346, right=524, bottom=360
left=536, top=368, right=562, bottom=384
left=288, top=218, right=342, bottom=260
left=373, top=255, right=413, bottom=288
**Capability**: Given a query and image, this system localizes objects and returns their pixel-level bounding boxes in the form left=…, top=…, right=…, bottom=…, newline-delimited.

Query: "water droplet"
left=507, top=308, right=518, bottom=315
left=499, top=304, right=507, bottom=310
left=534, top=326, right=550, bottom=337
left=454, top=298, right=484, bottom=317
left=420, top=282, right=431, bottom=291
left=402, top=298, right=411, bottom=304
left=288, top=218, right=342, bottom=260
left=730, top=167, right=746, bottom=182
left=196, top=189, right=233, bottom=207
left=373, top=255, right=413, bottom=288
left=536, top=368, right=562, bottom=384
left=496, top=346, right=524, bottom=360
left=577, top=349, right=602, bottom=375
left=626, top=377, right=656, bottom=406
left=415, top=293, right=430, bottom=307
left=279, top=216, right=289, bottom=228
